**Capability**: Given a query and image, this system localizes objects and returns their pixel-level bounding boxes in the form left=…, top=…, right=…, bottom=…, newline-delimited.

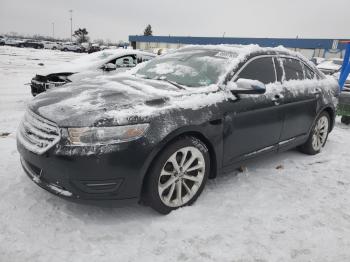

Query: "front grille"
left=17, top=110, right=60, bottom=154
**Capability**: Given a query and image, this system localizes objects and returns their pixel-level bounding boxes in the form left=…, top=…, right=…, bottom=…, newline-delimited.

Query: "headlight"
left=67, top=124, right=149, bottom=145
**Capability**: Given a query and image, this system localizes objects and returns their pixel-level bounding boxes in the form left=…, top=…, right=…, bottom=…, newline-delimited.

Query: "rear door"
left=222, top=56, right=285, bottom=166
left=276, top=57, right=320, bottom=145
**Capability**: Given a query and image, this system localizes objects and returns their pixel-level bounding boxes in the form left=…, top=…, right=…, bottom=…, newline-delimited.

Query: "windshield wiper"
left=135, top=74, right=186, bottom=90
left=161, top=78, right=185, bottom=90
left=154, top=76, right=185, bottom=90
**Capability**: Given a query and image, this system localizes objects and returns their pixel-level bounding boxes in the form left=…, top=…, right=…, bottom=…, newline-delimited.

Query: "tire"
left=143, top=136, right=210, bottom=214
left=341, top=116, right=350, bottom=125
left=63, top=48, right=68, bottom=52
left=299, top=111, right=330, bottom=155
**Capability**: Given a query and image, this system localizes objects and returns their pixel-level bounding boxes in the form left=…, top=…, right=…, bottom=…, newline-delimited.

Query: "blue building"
left=129, top=35, right=350, bottom=59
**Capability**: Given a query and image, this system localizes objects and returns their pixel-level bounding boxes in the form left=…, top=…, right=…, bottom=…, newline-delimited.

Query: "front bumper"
left=17, top=136, right=155, bottom=205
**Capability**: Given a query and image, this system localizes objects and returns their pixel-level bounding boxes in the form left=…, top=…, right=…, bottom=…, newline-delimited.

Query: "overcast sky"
left=0, top=0, right=349, bottom=42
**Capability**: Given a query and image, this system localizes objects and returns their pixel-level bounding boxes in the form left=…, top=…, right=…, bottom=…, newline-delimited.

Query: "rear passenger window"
left=281, top=58, right=304, bottom=81
left=237, top=57, right=276, bottom=85
left=303, top=64, right=316, bottom=80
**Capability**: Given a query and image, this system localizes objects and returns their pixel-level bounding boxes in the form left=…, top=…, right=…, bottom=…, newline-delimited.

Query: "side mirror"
left=228, top=78, right=266, bottom=95
left=102, top=63, right=117, bottom=71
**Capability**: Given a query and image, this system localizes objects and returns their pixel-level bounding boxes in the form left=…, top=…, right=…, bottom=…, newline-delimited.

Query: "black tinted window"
left=281, top=58, right=304, bottom=81
left=237, top=57, right=276, bottom=84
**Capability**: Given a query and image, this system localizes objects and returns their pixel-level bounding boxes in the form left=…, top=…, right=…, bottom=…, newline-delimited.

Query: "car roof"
left=177, top=44, right=312, bottom=67
left=180, top=44, right=287, bottom=53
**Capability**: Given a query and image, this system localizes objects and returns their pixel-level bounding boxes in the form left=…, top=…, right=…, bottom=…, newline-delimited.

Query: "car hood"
left=37, top=61, right=99, bottom=76
left=28, top=74, right=227, bottom=127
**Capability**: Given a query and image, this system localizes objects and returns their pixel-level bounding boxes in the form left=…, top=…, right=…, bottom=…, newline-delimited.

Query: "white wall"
left=134, top=41, right=344, bottom=60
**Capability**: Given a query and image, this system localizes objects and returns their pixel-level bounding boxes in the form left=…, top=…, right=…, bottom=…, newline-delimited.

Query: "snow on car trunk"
left=1, top=46, right=350, bottom=262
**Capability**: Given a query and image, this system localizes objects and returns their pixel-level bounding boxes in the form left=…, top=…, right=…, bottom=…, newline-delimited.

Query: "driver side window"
left=237, top=57, right=276, bottom=85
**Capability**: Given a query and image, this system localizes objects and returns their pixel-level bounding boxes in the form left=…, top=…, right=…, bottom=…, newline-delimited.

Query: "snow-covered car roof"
left=39, top=49, right=156, bottom=76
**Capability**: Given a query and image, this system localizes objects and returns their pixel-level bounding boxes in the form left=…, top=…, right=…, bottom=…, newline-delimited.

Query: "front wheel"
left=144, top=136, right=210, bottom=214
left=299, top=111, right=330, bottom=155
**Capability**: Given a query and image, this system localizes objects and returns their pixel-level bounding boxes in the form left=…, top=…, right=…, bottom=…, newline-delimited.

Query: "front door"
left=222, top=56, right=285, bottom=166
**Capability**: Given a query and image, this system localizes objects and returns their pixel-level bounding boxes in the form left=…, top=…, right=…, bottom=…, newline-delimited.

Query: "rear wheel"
left=299, top=111, right=330, bottom=155
left=144, top=136, right=210, bottom=214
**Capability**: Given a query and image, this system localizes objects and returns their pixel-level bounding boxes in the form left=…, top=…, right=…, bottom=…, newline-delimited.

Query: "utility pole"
left=69, top=9, right=73, bottom=42
left=52, top=22, right=55, bottom=39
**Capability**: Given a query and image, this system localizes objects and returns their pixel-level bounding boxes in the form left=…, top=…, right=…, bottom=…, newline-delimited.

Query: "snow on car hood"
left=29, top=74, right=231, bottom=127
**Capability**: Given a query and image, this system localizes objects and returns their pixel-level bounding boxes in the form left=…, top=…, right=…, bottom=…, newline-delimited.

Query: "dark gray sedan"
left=17, top=45, right=339, bottom=214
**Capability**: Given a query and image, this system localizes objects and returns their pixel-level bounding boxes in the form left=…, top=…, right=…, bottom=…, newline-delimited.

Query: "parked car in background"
left=100, top=45, right=109, bottom=50
left=30, top=49, right=156, bottom=95
left=317, top=58, right=343, bottom=75
left=87, top=44, right=101, bottom=54
left=4, top=38, right=25, bottom=47
left=0, top=36, right=5, bottom=45
left=18, top=45, right=339, bottom=214
left=59, top=42, right=84, bottom=52
left=18, top=40, right=44, bottom=49
left=43, top=41, right=61, bottom=50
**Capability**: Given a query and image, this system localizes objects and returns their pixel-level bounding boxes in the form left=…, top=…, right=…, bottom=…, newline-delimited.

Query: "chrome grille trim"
left=17, top=110, right=60, bottom=155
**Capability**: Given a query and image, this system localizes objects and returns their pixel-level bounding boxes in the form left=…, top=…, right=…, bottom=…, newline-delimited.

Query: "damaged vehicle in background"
left=317, top=58, right=343, bottom=75
left=30, top=49, right=156, bottom=96
left=17, top=45, right=339, bottom=214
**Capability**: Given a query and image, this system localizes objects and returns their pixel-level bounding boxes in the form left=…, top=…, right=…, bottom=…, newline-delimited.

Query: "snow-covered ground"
left=1, top=46, right=350, bottom=262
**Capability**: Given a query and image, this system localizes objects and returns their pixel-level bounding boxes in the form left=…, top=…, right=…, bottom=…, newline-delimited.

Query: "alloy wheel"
left=158, top=146, right=205, bottom=207
left=311, top=115, right=329, bottom=151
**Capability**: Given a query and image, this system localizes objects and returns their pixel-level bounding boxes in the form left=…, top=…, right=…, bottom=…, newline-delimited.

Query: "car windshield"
left=135, top=49, right=235, bottom=87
